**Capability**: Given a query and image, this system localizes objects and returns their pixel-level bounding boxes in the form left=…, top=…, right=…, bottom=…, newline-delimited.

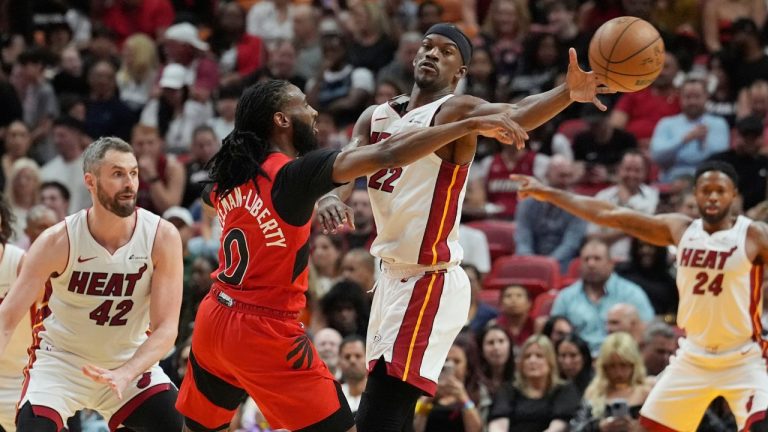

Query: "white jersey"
left=40, top=209, right=159, bottom=369
left=676, top=216, right=764, bottom=351
left=0, top=244, right=28, bottom=381
left=367, top=95, right=470, bottom=266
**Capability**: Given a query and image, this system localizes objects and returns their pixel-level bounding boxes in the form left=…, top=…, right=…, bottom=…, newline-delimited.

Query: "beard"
left=701, top=208, right=730, bottom=225
left=292, top=116, right=319, bottom=156
left=96, top=180, right=136, bottom=217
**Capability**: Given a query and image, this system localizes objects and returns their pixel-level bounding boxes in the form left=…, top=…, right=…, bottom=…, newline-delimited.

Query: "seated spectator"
left=556, top=334, right=593, bottom=397
left=551, top=239, right=655, bottom=354
left=41, top=116, right=90, bottom=213
left=616, top=238, right=678, bottom=318
left=177, top=255, right=216, bottom=345
left=605, top=303, right=644, bottom=344
left=373, top=79, right=403, bottom=105
left=415, top=334, right=491, bottom=432
left=343, top=189, right=375, bottom=250
left=310, top=233, right=343, bottom=297
left=515, top=155, right=586, bottom=271
left=16, top=204, right=57, bottom=250
left=477, top=325, right=514, bottom=396
left=131, top=124, right=186, bottom=215
left=508, top=32, right=564, bottom=100
left=347, top=0, right=397, bottom=74
left=316, top=111, right=349, bottom=150
left=708, top=115, right=767, bottom=212
left=464, top=264, right=497, bottom=332
left=609, top=51, right=680, bottom=151
left=462, top=46, right=497, bottom=102
left=52, top=45, right=88, bottom=97
left=313, top=327, right=342, bottom=380
left=207, top=83, right=239, bottom=142
left=571, top=332, right=652, bottom=432
left=723, top=18, right=768, bottom=93
left=573, top=106, right=638, bottom=186
left=651, top=78, right=731, bottom=182
left=488, top=335, right=581, bottom=432
left=477, top=0, right=529, bottom=100
left=161, top=22, right=219, bottom=100
left=208, top=2, right=265, bottom=84
left=140, top=63, right=214, bottom=153
left=243, top=39, right=307, bottom=92
left=491, top=285, right=535, bottom=350
left=16, top=48, right=60, bottom=162
left=320, top=280, right=369, bottom=338
left=340, top=248, right=376, bottom=297
left=245, top=0, right=294, bottom=43
left=339, top=335, right=367, bottom=414
left=5, top=158, right=40, bottom=241
left=542, top=315, right=574, bottom=346
left=706, top=53, right=738, bottom=127
left=182, top=125, right=220, bottom=208
left=292, top=5, right=322, bottom=81
left=40, top=181, right=70, bottom=221
left=117, top=33, right=159, bottom=115
left=377, top=31, right=420, bottom=94
left=84, top=60, right=134, bottom=140
left=1, top=120, right=33, bottom=191
left=588, top=151, right=658, bottom=261
left=640, top=321, right=678, bottom=377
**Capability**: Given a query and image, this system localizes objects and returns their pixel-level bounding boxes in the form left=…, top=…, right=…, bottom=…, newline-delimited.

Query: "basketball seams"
left=606, top=17, right=642, bottom=65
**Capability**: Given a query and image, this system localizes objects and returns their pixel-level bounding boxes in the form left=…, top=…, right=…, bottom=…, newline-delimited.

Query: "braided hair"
left=207, top=80, right=293, bottom=199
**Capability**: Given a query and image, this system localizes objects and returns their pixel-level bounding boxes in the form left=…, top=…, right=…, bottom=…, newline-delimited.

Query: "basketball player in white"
left=0, top=196, right=30, bottom=432
left=0, top=137, right=184, bottom=431
left=512, top=160, right=768, bottom=431
left=317, top=23, right=611, bottom=430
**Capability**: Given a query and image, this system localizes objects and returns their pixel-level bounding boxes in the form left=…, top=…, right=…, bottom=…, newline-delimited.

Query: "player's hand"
left=82, top=364, right=132, bottom=400
left=473, top=112, right=529, bottom=149
left=566, top=47, right=614, bottom=111
left=509, top=174, right=551, bottom=201
left=316, top=195, right=355, bottom=234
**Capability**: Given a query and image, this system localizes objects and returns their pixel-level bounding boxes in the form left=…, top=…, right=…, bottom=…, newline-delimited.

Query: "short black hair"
left=41, top=181, right=71, bottom=202
left=735, top=115, right=764, bottom=138
left=339, top=334, right=365, bottom=353
left=53, top=115, right=86, bottom=134
left=17, top=47, right=48, bottom=65
left=694, top=160, right=739, bottom=186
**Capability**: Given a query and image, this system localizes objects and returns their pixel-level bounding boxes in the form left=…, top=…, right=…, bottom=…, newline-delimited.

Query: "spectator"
left=516, top=155, right=586, bottom=271
left=17, top=204, right=57, bottom=249
left=588, top=151, right=658, bottom=261
left=573, top=106, right=638, bottom=185
left=39, top=181, right=70, bottom=221
left=84, top=60, right=134, bottom=140
left=339, top=335, right=367, bottom=414
left=477, top=325, right=514, bottom=396
left=551, top=239, right=655, bottom=354
left=246, top=0, right=294, bottom=43
left=1, top=120, right=33, bottom=191
left=416, top=1, right=444, bottom=34
left=40, top=116, right=90, bottom=213
left=315, top=111, right=349, bottom=150
left=313, top=327, right=343, bottom=379
left=462, top=46, right=497, bottom=102
left=415, top=335, right=490, bottom=432
left=508, top=32, right=564, bottom=99
left=208, top=2, right=266, bottom=84
left=52, top=45, right=88, bottom=97
left=571, top=332, right=652, bottom=432
left=478, top=0, right=530, bottom=94
left=703, top=0, right=765, bottom=53
left=735, top=80, right=768, bottom=123
left=458, top=224, right=492, bottom=274
left=488, top=335, right=581, bottom=432
left=131, top=124, right=186, bottom=215
left=101, top=0, right=175, bottom=46
left=706, top=53, right=738, bottom=127
left=708, top=115, right=767, bottom=211
left=244, top=39, right=307, bottom=94
left=373, top=79, right=403, bottom=104
left=616, top=238, right=678, bottom=318
left=292, top=5, right=322, bottom=81
left=117, top=33, right=159, bottom=115
left=724, top=18, right=768, bottom=93
left=555, top=334, right=593, bottom=396
left=640, top=321, right=677, bottom=377
left=306, top=18, right=375, bottom=128
left=347, top=0, right=396, bottom=74
left=651, top=78, right=730, bottom=182
left=181, top=125, right=219, bottom=209
left=546, top=0, right=589, bottom=58
left=5, top=158, right=40, bottom=241
left=343, top=189, right=376, bottom=250
left=605, top=303, right=644, bottom=344
left=140, top=63, right=214, bottom=153
left=491, top=285, right=535, bottom=350
left=340, top=248, right=376, bottom=296
left=177, top=255, right=216, bottom=346
left=377, top=31, right=421, bottom=95
left=609, top=51, right=680, bottom=150
left=15, top=48, right=59, bottom=161
left=161, top=22, right=220, bottom=100
left=208, top=83, right=239, bottom=142
left=464, top=264, right=498, bottom=332
left=320, top=280, right=369, bottom=338
left=542, top=315, right=574, bottom=346
left=311, top=233, right=343, bottom=297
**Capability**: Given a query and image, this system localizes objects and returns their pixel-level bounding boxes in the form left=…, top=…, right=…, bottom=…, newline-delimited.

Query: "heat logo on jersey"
left=67, top=264, right=148, bottom=297
left=679, top=246, right=738, bottom=270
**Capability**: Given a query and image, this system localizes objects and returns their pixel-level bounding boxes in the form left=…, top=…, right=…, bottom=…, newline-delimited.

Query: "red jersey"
left=207, top=150, right=341, bottom=312
left=615, top=87, right=680, bottom=141
left=485, top=150, right=537, bottom=219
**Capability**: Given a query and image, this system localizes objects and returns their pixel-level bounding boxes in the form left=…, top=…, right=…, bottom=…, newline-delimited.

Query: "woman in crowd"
left=310, top=233, right=343, bottom=298
left=541, top=315, right=574, bottom=346
left=117, top=33, right=159, bottom=115
left=488, top=335, right=581, bottom=432
left=4, top=157, right=40, bottom=241
left=556, top=334, right=593, bottom=396
left=477, top=325, right=515, bottom=397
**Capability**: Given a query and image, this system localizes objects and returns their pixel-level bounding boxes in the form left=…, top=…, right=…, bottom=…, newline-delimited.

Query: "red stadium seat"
left=478, top=289, right=501, bottom=306
left=560, top=258, right=581, bottom=288
left=530, top=290, right=558, bottom=319
left=483, top=255, right=561, bottom=299
left=465, top=219, right=516, bottom=262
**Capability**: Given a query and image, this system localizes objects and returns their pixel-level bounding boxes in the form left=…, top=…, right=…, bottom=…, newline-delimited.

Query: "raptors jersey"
left=0, top=244, right=28, bottom=381
left=367, top=95, right=470, bottom=266
left=676, top=216, right=765, bottom=351
left=40, top=209, right=158, bottom=369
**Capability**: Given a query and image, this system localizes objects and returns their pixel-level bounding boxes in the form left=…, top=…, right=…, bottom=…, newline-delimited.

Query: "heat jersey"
left=0, top=244, right=28, bottom=381
left=367, top=94, right=469, bottom=266
left=41, top=209, right=158, bottom=369
left=676, top=216, right=765, bottom=351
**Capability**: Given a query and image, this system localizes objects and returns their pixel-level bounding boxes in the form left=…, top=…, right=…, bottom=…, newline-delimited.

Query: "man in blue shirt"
left=650, top=79, right=730, bottom=182
left=551, top=239, right=655, bottom=354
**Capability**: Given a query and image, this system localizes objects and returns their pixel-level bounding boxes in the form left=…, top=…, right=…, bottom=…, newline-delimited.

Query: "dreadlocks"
left=207, top=79, right=293, bottom=199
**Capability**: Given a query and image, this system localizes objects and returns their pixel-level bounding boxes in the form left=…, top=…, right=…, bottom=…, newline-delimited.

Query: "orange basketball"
left=588, top=16, right=665, bottom=92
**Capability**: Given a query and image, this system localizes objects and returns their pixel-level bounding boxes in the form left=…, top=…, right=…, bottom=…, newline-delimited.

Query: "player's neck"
left=87, top=206, right=136, bottom=254
left=407, top=86, right=453, bottom=111
left=345, top=377, right=366, bottom=395
left=702, top=216, right=736, bottom=234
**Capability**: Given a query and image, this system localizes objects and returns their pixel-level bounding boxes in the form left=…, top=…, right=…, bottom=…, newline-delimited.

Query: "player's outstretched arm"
left=83, top=220, right=183, bottom=399
left=462, top=48, right=613, bottom=132
left=512, top=174, right=691, bottom=247
left=0, top=223, right=66, bottom=357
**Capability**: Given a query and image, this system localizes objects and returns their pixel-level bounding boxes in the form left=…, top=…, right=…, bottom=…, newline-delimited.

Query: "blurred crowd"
left=2, top=0, right=768, bottom=430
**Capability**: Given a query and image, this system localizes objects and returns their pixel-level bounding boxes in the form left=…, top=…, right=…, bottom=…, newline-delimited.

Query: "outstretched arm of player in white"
left=0, top=223, right=67, bottom=357
left=83, top=220, right=183, bottom=399
left=512, top=174, right=692, bottom=247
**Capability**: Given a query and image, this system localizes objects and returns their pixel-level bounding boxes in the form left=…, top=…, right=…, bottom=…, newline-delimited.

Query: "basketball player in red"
left=174, top=79, right=527, bottom=432
left=316, top=23, right=610, bottom=431
left=512, top=160, right=768, bottom=431
left=0, top=137, right=184, bottom=431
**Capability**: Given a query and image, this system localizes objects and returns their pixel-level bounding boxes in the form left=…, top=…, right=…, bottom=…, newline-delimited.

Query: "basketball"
left=588, top=16, right=665, bottom=92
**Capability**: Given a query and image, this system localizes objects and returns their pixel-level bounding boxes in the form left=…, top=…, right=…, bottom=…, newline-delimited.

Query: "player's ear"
left=273, top=112, right=290, bottom=129
left=454, top=65, right=468, bottom=82
left=83, top=171, right=95, bottom=190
